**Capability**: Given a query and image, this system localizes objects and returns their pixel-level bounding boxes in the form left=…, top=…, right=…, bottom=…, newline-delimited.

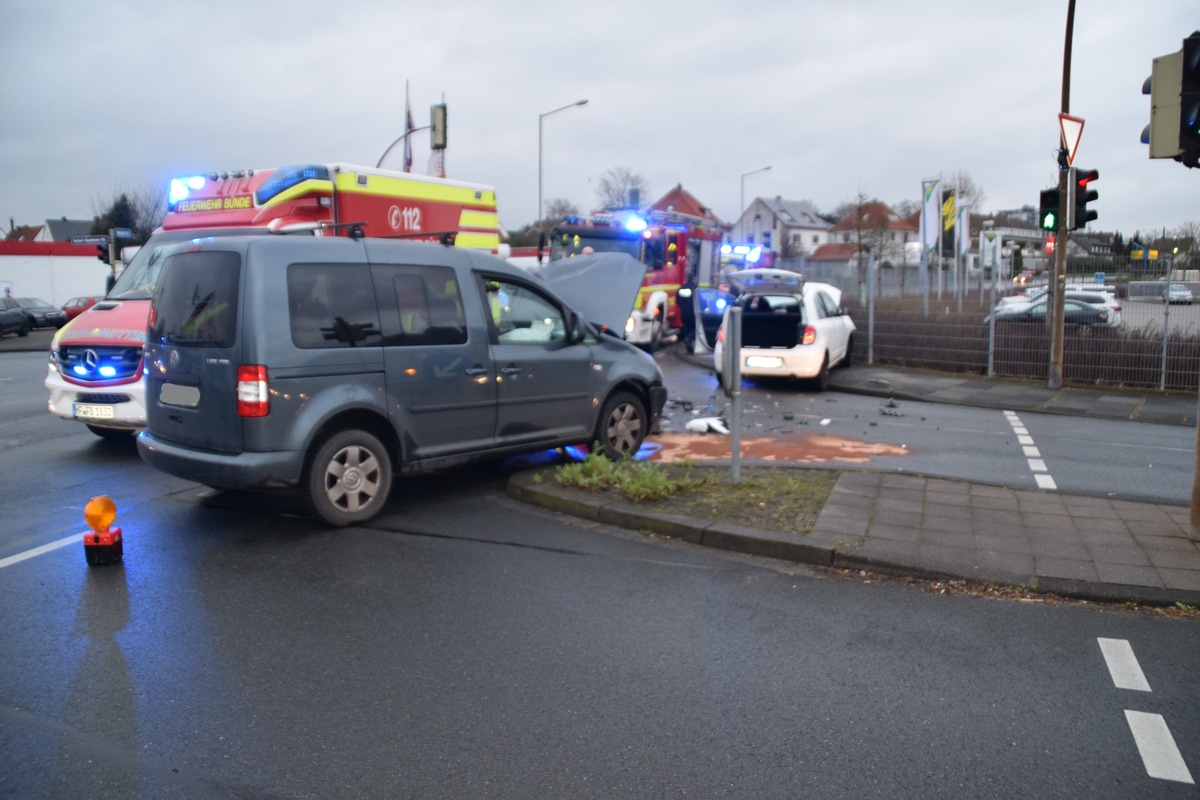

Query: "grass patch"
left=555, top=450, right=839, bottom=534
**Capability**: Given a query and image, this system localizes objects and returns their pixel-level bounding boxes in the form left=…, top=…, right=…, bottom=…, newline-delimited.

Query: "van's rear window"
left=150, top=251, right=240, bottom=347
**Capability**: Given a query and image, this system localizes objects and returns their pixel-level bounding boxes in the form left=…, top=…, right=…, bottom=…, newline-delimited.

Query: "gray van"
left=137, top=235, right=666, bottom=526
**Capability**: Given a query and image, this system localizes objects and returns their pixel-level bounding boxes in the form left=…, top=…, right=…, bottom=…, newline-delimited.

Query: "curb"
left=506, top=469, right=1200, bottom=609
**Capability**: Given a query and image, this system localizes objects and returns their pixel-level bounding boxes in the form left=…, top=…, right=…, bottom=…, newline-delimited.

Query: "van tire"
left=594, top=391, right=647, bottom=459
left=302, top=429, right=392, bottom=527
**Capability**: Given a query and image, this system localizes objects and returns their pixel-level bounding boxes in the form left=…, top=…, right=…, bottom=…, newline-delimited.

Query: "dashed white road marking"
left=1097, top=638, right=1151, bottom=692
left=0, top=534, right=78, bottom=569
left=1004, top=410, right=1057, bottom=490
left=1125, top=711, right=1195, bottom=784
left=1098, top=638, right=1194, bottom=785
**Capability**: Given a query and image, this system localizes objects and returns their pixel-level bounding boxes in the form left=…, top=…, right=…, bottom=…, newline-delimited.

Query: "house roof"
left=831, top=201, right=917, bottom=233
left=809, top=243, right=859, bottom=262
left=6, top=225, right=42, bottom=241
left=43, top=218, right=93, bottom=243
left=649, top=184, right=725, bottom=226
left=757, top=197, right=831, bottom=230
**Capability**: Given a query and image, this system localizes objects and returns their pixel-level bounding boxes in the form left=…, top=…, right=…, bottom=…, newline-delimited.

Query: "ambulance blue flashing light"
left=168, top=175, right=207, bottom=208
left=256, top=165, right=331, bottom=205
left=624, top=215, right=648, bottom=233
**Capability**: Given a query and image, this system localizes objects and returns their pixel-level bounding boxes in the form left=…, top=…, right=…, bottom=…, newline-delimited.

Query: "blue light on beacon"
left=72, top=365, right=89, bottom=377
left=715, top=297, right=728, bottom=311
left=169, top=175, right=206, bottom=206
left=747, top=246, right=763, bottom=264
left=720, top=244, right=733, bottom=255
left=98, top=366, right=117, bottom=378
left=624, top=215, right=648, bottom=233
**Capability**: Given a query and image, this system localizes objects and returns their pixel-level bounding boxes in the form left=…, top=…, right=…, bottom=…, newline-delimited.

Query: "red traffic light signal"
left=95, top=244, right=110, bottom=265
left=1070, top=167, right=1098, bottom=230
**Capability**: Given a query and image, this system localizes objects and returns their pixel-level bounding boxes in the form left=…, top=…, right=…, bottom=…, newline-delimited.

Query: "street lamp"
left=740, top=165, right=771, bottom=216
left=538, top=99, right=589, bottom=229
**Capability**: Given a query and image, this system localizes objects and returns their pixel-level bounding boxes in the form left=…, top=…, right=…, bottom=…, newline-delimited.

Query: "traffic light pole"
left=1048, top=0, right=1076, bottom=390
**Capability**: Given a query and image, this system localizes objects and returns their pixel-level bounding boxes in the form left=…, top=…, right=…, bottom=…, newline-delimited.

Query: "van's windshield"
left=108, top=227, right=264, bottom=301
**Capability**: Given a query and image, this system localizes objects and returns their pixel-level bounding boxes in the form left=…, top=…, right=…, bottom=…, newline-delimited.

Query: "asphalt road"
left=1, top=349, right=1197, bottom=798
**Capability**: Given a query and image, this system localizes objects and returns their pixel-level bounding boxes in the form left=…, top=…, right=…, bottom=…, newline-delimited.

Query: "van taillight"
left=801, top=325, right=817, bottom=345
left=237, top=365, right=269, bottom=417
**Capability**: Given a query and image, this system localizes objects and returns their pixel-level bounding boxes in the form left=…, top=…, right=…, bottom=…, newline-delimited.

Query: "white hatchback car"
left=709, top=269, right=855, bottom=390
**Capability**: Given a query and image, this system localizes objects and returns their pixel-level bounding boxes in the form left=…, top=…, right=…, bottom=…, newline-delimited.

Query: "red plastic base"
left=84, top=527, right=123, bottom=566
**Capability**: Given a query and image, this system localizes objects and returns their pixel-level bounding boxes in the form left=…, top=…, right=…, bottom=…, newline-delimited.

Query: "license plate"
left=74, top=403, right=115, bottom=420
left=745, top=356, right=783, bottom=368
left=160, top=383, right=201, bottom=408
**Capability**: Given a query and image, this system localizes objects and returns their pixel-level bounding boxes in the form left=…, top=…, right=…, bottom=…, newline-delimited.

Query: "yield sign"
left=1059, top=113, right=1085, bottom=165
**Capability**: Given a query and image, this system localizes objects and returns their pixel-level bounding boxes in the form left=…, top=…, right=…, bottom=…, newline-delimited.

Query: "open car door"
left=691, top=286, right=734, bottom=354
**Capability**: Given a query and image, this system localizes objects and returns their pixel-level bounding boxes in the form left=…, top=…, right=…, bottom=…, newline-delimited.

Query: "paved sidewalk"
left=509, top=359, right=1200, bottom=608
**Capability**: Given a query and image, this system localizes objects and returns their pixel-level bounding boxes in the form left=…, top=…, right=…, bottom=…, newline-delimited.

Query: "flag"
left=941, top=189, right=956, bottom=258
left=920, top=180, right=940, bottom=252
left=427, top=150, right=445, bottom=178
left=403, top=81, right=414, bottom=173
left=957, top=203, right=971, bottom=255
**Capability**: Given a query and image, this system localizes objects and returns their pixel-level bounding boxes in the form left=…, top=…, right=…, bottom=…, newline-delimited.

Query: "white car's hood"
left=528, top=252, right=648, bottom=334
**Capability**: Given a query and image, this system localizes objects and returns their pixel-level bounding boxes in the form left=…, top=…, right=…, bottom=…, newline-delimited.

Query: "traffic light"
left=1180, top=31, right=1200, bottom=163
left=96, top=244, right=110, bottom=265
left=1070, top=167, right=1098, bottom=230
left=1038, top=188, right=1061, bottom=231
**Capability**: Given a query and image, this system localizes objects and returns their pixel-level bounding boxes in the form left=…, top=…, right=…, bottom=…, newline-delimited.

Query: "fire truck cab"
left=546, top=210, right=722, bottom=350
left=47, top=162, right=500, bottom=438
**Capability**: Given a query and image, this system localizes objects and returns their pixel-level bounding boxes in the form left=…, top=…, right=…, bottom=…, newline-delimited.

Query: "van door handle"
left=500, top=365, right=522, bottom=376
left=464, top=366, right=488, bottom=376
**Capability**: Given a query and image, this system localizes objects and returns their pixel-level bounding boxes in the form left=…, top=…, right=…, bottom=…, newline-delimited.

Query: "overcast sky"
left=1, top=1, right=1196, bottom=239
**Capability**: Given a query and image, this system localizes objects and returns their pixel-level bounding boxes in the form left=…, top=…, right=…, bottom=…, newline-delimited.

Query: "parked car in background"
left=1165, top=284, right=1193, bottom=304
left=0, top=297, right=30, bottom=338
left=708, top=269, right=855, bottom=391
left=61, top=295, right=104, bottom=321
left=11, top=297, right=67, bottom=329
left=990, top=298, right=1109, bottom=326
left=993, top=288, right=1120, bottom=327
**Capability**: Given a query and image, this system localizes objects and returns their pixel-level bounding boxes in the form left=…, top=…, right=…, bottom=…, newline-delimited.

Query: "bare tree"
left=947, top=171, right=985, bottom=213
left=595, top=166, right=649, bottom=210
left=91, top=181, right=167, bottom=244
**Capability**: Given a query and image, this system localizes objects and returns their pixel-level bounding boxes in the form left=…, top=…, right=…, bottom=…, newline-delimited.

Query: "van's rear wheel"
left=594, top=391, right=647, bottom=459
left=302, top=429, right=392, bottom=527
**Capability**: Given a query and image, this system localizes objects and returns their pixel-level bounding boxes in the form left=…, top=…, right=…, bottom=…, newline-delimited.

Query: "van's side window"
left=287, top=263, right=381, bottom=349
left=386, top=268, right=467, bottom=346
left=484, top=278, right=566, bottom=344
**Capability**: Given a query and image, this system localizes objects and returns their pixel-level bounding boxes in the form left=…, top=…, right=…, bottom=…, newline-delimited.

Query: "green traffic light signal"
left=1039, top=188, right=1060, bottom=231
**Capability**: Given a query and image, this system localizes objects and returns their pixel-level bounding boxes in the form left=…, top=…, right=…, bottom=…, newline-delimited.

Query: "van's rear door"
left=144, top=246, right=245, bottom=453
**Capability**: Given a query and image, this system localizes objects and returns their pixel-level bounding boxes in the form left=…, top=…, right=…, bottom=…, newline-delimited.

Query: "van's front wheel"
left=302, top=429, right=392, bottom=526
left=594, top=391, right=647, bottom=459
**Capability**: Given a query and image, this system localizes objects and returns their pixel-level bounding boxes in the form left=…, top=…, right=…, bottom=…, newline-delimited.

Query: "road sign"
left=112, top=228, right=133, bottom=239
left=71, top=235, right=109, bottom=245
left=1059, top=113, right=1085, bottom=165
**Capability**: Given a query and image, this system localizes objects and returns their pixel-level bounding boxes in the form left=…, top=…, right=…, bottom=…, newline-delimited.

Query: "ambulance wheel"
left=594, top=391, right=647, bottom=460
left=302, top=429, right=392, bottom=527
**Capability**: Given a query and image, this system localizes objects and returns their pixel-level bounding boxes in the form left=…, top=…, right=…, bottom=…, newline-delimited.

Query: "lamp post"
left=538, top=99, right=589, bottom=230
left=740, top=165, right=771, bottom=216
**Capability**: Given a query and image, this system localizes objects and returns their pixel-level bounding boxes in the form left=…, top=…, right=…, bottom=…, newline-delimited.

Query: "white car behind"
left=711, top=269, right=855, bottom=390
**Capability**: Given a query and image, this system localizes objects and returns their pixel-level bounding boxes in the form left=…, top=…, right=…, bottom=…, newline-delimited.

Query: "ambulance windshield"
left=108, top=228, right=260, bottom=301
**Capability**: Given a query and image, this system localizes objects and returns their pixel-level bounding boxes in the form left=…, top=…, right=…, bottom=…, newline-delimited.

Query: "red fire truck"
left=47, top=162, right=500, bottom=438
left=545, top=209, right=723, bottom=349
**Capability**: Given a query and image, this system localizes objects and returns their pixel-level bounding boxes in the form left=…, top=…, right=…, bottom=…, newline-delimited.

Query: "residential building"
left=731, top=197, right=831, bottom=258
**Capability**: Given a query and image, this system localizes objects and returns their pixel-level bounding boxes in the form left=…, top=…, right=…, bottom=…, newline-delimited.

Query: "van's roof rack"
left=382, top=230, right=458, bottom=247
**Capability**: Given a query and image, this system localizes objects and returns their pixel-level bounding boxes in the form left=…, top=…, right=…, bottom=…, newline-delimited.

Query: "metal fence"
left=778, top=255, right=1200, bottom=392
